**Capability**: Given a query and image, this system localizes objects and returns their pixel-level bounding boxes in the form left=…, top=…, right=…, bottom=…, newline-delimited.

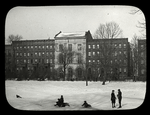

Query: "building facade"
left=86, top=37, right=130, bottom=81
left=54, top=31, right=92, bottom=80
left=5, top=44, right=14, bottom=79
left=5, top=31, right=136, bottom=81
left=12, top=39, right=55, bottom=80
left=138, top=39, right=146, bottom=81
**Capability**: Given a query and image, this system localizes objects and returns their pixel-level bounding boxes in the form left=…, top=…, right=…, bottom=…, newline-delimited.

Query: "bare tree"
left=57, top=45, right=75, bottom=81
left=93, top=22, right=123, bottom=85
left=6, top=34, right=23, bottom=44
left=93, top=22, right=123, bottom=39
left=130, top=9, right=146, bottom=38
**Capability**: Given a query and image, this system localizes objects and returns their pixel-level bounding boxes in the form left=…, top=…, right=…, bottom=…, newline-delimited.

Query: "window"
left=27, top=59, right=30, bottom=64
left=46, top=52, right=49, bottom=56
left=119, top=51, right=122, bottom=55
left=35, top=52, right=37, bottom=56
left=114, top=43, right=117, bottom=47
left=97, top=44, right=99, bottom=49
left=27, top=46, right=30, bottom=49
left=17, top=47, right=19, bottom=50
left=35, top=59, right=38, bottom=63
left=16, top=59, right=19, bottom=64
left=50, top=45, right=52, bottom=49
left=93, top=45, right=95, bottom=49
left=46, top=45, right=49, bottom=49
left=115, top=59, right=117, bottom=63
left=68, top=44, right=72, bottom=51
left=141, top=45, right=144, bottom=49
left=119, top=68, right=122, bottom=72
left=141, top=52, right=144, bottom=57
left=42, top=52, right=44, bottom=56
left=31, top=46, right=33, bottom=49
left=46, top=59, right=49, bottom=63
left=50, top=52, right=52, bottom=56
left=77, top=54, right=82, bottom=64
left=77, top=44, right=82, bottom=51
left=67, top=56, right=72, bottom=64
left=20, top=53, right=22, bottom=57
left=88, top=52, right=91, bottom=56
left=39, top=52, right=41, bottom=56
left=124, top=59, right=127, bottom=65
left=24, top=53, right=26, bottom=57
left=27, top=53, right=30, bottom=56
left=39, top=46, right=41, bottom=49
left=50, top=59, right=52, bottom=63
left=16, top=52, right=19, bottom=56
left=119, top=44, right=121, bottom=48
left=124, top=51, right=127, bottom=55
left=124, top=44, right=126, bottom=48
left=93, top=60, right=95, bottom=63
left=141, top=69, right=145, bottom=74
left=97, top=60, right=100, bottom=63
left=115, top=51, right=117, bottom=56
left=110, top=60, right=113, bottom=64
left=88, top=45, right=91, bottom=49
left=35, top=46, right=37, bottom=49
left=59, top=44, right=63, bottom=52
left=20, top=46, right=22, bottom=49
left=24, top=46, right=26, bottom=49
left=119, top=59, right=122, bottom=63
left=24, top=59, right=26, bottom=63
left=89, top=60, right=91, bottom=63
left=93, top=52, right=95, bottom=56
left=124, top=68, right=126, bottom=73
left=59, top=53, right=64, bottom=64
left=97, top=51, right=99, bottom=55
left=141, top=60, right=144, bottom=64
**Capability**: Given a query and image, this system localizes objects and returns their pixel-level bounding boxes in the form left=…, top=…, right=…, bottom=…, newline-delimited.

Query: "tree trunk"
left=63, top=66, right=66, bottom=81
left=102, top=68, right=106, bottom=85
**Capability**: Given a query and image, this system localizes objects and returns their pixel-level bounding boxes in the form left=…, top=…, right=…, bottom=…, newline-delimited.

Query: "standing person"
left=111, top=90, right=116, bottom=108
left=117, top=89, right=122, bottom=108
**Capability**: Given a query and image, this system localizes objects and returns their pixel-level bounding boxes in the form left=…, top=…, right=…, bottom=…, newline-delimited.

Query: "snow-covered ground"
left=5, top=80, right=146, bottom=110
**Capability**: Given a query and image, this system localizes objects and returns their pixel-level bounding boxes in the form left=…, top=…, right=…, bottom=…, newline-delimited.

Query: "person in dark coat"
left=117, top=89, right=122, bottom=108
left=82, top=101, right=91, bottom=108
left=111, top=90, right=116, bottom=108
left=54, top=95, right=64, bottom=107
left=60, top=95, right=64, bottom=105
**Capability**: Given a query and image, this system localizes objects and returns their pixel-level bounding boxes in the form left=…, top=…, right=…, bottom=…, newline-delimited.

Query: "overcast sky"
left=5, top=5, right=145, bottom=43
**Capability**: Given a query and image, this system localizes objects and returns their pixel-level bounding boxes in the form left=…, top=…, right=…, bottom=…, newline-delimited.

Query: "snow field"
left=5, top=81, right=146, bottom=110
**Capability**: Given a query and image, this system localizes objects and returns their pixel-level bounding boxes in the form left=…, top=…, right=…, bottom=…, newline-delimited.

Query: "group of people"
left=111, top=89, right=122, bottom=108
left=54, top=89, right=122, bottom=109
left=54, top=95, right=91, bottom=108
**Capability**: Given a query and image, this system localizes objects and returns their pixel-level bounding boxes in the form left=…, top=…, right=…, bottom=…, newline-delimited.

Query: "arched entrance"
left=68, top=67, right=73, bottom=81
left=76, top=67, right=83, bottom=80
left=58, top=66, right=63, bottom=81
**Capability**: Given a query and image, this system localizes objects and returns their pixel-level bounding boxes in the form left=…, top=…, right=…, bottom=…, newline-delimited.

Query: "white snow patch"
left=5, top=81, right=146, bottom=110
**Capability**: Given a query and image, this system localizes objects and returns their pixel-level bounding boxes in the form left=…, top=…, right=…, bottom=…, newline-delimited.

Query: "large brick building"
left=5, top=30, right=139, bottom=81
left=138, top=39, right=146, bottom=81
left=11, top=39, right=55, bottom=80
left=86, top=37, right=131, bottom=81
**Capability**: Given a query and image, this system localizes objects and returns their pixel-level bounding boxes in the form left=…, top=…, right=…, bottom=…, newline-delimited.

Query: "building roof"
left=55, top=31, right=86, bottom=38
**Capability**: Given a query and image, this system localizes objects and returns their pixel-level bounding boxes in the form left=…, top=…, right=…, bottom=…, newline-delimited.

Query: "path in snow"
left=5, top=81, right=146, bottom=110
